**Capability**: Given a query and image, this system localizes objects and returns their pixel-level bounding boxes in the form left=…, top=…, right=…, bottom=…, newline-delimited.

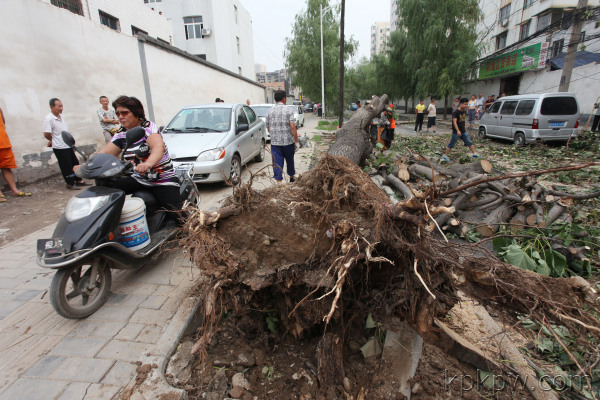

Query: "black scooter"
left=36, top=128, right=199, bottom=319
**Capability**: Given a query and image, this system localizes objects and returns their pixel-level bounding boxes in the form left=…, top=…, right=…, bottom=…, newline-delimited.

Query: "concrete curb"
left=118, top=296, right=202, bottom=400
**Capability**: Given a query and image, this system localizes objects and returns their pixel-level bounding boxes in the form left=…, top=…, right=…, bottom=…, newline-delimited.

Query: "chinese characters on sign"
left=479, top=42, right=549, bottom=79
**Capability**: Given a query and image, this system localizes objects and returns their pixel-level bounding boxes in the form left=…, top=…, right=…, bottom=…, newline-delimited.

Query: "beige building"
left=370, top=21, right=390, bottom=57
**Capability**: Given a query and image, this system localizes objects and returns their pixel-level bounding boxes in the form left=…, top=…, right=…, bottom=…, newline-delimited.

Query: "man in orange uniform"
left=0, top=107, right=30, bottom=201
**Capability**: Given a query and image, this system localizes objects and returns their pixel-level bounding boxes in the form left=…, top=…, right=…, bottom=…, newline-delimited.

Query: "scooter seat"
left=132, top=190, right=159, bottom=216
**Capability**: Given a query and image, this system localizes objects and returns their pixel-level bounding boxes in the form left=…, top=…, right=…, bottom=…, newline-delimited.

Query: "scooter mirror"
left=61, top=131, right=76, bottom=147
left=125, top=127, right=146, bottom=148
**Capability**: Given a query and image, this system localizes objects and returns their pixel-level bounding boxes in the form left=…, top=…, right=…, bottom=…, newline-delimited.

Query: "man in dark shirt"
left=441, top=98, right=481, bottom=163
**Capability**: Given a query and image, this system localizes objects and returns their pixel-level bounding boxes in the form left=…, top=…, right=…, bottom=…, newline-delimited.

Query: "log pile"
left=369, top=153, right=599, bottom=263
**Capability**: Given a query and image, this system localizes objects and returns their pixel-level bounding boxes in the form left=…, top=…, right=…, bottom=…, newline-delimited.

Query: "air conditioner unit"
left=201, top=28, right=211, bottom=36
left=500, top=19, right=508, bottom=27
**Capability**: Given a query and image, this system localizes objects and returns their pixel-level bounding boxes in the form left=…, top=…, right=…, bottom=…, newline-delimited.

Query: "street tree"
left=394, top=0, right=481, bottom=118
left=285, top=0, right=356, bottom=116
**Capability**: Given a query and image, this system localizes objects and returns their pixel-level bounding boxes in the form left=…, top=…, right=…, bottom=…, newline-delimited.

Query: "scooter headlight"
left=65, top=195, right=110, bottom=222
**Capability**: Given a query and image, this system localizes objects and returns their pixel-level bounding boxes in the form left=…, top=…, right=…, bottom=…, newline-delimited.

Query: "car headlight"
left=196, top=148, right=226, bottom=162
left=65, top=195, right=110, bottom=222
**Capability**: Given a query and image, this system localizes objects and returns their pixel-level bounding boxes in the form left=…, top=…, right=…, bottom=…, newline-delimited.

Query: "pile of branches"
left=370, top=154, right=600, bottom=264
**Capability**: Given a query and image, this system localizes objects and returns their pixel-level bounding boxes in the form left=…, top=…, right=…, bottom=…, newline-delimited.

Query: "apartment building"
left=467, top=0, right=600, bottom=112
left=390, top=0, right=399, bottom=32
left=143, top=0, right=255, bottom=80
left=371, top=21, right=390, bottom=57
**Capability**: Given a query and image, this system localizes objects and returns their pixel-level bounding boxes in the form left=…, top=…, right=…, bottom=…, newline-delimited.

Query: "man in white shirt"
left=43, top=98, right=87, bottom=190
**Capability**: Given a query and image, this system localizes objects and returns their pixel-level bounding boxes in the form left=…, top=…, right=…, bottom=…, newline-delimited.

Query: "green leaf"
left=376, top=143, right=384, bottom=150
left=536, top=338, right=554, bottom=353
left=504, top=244, right=538, bottom=271
left=478, top=370, right=497, bottom=389
left=493, top=236, right=513, bottom=253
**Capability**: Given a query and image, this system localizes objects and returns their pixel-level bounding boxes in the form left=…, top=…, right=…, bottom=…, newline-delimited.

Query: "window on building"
left=496, top=32, right=507, bottom=50
left=184, top=16, right=203, bottom=39
left=519, top=20, right=530, bottom=40
left=50, top=0, right=84, bottom=16
left=99, top=11, right=120, bottom=31
left=236, top=37, right=240, bottom=54
left=499, top=4, right=511, bottom=25
left=537, top=10, right=572, bottom=32
left=523, top=0, right=533, bottom=9
left=234, top=5, right=238, bottom=23
left=551, top=39, right=564, bottom=57
left=131, top=26, right=148, bottom=36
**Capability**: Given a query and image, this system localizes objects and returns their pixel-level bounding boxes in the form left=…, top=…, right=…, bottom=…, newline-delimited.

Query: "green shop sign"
left=479, top=42, right=548, bottom=79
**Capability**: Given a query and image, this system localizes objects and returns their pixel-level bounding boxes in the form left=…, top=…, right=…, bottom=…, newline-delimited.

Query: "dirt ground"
left=0, top=175, right=78, bottom=247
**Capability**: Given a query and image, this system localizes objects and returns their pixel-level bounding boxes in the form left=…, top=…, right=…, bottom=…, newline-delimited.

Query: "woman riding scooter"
left=97, top=95, right=183, bottom=223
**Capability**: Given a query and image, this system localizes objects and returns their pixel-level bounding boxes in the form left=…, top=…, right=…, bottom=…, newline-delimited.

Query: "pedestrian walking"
left=414, top=99, right=425, bottom=132
left=440, top=97, right=481, bottom=163
left=97, top=96, right=120, bottom=144
left=43, top=98, right=89, bottom=190
left=265, top=90, right=300, bottom=183
left=468, top=94, right=478, bottom=128
left=0, top=107, right=31, bottom=202
left=592, top=102, right=600, bottom=132
left=426, top=99, right=436, bottom=133
left=452, top=97, right=460, bottom=111
left=477, top=93, right=485, bottom=119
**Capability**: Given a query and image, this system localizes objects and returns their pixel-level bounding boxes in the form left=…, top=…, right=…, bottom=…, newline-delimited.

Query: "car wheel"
left=229, top=155, right=241, bottom=185
left=478, top=127, right=487, bottom=139
left=513, top=132, right=526, bottom=147
left=255, top=139, right=266, bottom=162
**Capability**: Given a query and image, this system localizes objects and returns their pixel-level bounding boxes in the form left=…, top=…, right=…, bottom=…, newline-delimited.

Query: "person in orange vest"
left=386, top=105, right=396, bottom=149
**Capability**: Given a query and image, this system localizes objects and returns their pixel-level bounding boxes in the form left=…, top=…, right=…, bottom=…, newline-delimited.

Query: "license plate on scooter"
left=37, top=239, right=65, bottom=256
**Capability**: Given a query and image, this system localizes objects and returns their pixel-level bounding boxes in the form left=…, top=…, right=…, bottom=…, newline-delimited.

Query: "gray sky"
left=238, top=0, right=391, bottom=71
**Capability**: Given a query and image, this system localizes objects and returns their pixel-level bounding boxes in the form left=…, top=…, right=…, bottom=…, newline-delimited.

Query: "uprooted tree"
left=179, top=95, right=600, bottom=396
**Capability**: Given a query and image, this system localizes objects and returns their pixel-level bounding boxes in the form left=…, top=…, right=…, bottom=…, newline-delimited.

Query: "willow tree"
left=395, top=0, right=482, bottom=118
left=285, top=0, right=356, bottom=116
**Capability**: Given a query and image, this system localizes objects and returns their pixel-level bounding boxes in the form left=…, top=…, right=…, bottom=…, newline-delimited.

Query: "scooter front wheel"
left=49, top=257, right=112, bottom=319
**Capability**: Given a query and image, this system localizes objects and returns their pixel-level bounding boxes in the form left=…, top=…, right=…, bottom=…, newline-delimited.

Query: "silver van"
left=478, top=93, right=580, bottom=146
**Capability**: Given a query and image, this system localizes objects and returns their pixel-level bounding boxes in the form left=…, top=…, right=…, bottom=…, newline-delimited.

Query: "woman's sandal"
left=0, top=194, right=6, bottom=203
left=12, top=191, right=31, bottom=197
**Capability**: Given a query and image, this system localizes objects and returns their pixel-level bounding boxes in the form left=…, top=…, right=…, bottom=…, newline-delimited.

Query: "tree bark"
left=328, top=94, right=389, bottom=165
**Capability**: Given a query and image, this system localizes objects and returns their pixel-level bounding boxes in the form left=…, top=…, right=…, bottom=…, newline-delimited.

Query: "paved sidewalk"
left=0, top=114, right=322, bottom=400
left=0, top=224, right=200, bottom=400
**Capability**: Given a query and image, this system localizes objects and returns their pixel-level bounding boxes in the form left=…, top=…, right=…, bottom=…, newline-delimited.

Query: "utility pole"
left=338, top=0, right=345, bottom=128
left=558, top=0, right=588, bottom=92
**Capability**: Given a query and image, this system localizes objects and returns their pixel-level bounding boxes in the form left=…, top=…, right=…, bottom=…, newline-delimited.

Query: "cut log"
left=548, top=189, right=600, bottom=200
left=408, top=164, right=440, bottom=182
left=526, top=213, right=537, bottom=226
left=546, top=202, right=566, bottom=226
left=395, top=162, right=411, bottom=182
left=449, top=159, right=493, bottom=175
left=509, top=210, right=530, bottom=229
left=460, top=194, right=500, bottom=210
left=385, top=174, right=414, bottom=200
left=414, top=159, right=462, bottom=179
left=475, top=202, right=514, bottom=237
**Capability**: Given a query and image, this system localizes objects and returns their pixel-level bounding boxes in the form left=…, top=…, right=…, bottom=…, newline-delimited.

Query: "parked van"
left=478, top=93, right=580, bottom=146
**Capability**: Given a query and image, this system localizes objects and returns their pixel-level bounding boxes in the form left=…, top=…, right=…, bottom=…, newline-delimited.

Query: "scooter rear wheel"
left=50, top=257, right=112, bottom=319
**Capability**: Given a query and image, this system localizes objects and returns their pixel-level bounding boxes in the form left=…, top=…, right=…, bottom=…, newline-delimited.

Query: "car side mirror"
left=236, top=123, right=249, bottom=134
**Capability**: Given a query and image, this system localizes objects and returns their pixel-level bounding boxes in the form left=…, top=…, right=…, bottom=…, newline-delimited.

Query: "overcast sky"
left=238, top=0, right=392, bottom=71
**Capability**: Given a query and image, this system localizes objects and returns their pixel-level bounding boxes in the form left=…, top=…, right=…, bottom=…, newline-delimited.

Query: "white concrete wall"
left=0, top=0, right=264, bottom=183
left=39, top=0, right=173, bottom=41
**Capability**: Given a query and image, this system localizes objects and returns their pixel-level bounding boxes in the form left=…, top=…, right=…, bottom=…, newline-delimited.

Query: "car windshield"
left=163, top=108, right=231, bottom=133
left=287, top=105, right=297, bottom=113
left=251, top=106, right=273, bottom=117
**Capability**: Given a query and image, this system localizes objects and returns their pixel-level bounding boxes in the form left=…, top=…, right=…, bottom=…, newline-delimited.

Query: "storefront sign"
left=479, top=42, right=549, bottom=79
